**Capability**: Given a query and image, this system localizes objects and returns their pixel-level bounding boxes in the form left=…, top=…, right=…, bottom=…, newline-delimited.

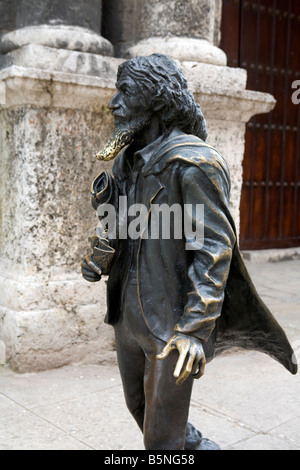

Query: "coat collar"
left=113, top=128, right=188, bottom=181
left=112, top=128, right=219, bottom=181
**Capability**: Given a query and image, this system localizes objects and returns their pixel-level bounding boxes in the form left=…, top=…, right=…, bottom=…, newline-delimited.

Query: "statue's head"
left=96, top=54, right=207, bottom=161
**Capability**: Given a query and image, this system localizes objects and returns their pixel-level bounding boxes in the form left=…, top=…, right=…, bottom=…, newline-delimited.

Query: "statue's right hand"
left=81, top=255, right=102, bottom=283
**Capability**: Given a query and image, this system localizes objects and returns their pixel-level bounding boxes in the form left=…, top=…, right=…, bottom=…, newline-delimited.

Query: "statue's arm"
left=158, top=163, right=236, bottom=384
left=175, top=163, right=236, bottom=343
left=81, top=170, right=119, bottom=282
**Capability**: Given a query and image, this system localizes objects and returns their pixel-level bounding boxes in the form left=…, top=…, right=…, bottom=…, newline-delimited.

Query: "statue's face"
left=109, top=69, right=152, bottom=133
left=95, top=68, right=153, bottom=161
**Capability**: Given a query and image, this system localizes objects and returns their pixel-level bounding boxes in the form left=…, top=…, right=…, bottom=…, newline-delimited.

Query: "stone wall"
left=0, top=72, right=118, bottom=371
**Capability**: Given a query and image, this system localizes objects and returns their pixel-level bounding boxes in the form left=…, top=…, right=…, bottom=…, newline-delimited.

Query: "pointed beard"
left=95, top=126, right=134, bottom=162
left=95, top=117, right=151, bottom=162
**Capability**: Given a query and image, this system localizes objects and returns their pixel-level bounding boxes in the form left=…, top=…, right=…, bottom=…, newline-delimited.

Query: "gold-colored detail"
left=157, top=333, right=206, bottom=385
left=96, top=128, right=133, bottom=162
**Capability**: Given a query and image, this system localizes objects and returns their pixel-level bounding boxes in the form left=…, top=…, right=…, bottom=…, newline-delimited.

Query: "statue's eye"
left=123, top=88, right=131, bottom=97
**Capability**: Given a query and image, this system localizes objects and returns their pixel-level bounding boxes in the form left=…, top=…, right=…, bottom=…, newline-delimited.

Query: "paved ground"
left=0, top=259, right=299, bottom=450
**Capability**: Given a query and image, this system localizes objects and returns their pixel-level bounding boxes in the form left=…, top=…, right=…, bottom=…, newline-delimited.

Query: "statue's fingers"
left=81, top=259, right=96, bottom=275
left=193, top=355, right=206, bottom=379
left=82, top=266, right=100, bottom=278
left=176, top=368, right=190, bottom=385
left=83, top=274, right=101, bottom=283
left=81, top=257, right=90, bottom=269
left=156, top=337, right=177, bottom=360
left=191, top=352, right=201, bottom=376
left=173, top=344, right=189, bottom=379
left=189, top=344, right=202, bottom=376
left=175, top=346, right=197, bottom=385
left=83, top=255, right=102, bottom=276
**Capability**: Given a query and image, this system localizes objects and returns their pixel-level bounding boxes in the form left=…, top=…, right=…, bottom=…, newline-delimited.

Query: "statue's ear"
left=153, top=101, right=165, bottom=113
left=154, top=103, right=165, bottom=113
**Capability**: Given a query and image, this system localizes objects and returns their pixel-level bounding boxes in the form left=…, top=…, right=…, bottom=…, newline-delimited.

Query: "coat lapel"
left=139, top=175, right=164, bottom=241
left=143, top=175, right=164, bottom=209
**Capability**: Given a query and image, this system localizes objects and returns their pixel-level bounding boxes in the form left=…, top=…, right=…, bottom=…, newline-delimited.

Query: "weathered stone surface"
left=0, top=64, right=118, bottom=108
left=0, top=276, right=116, bottom=372
left=0, top=25, right=114, bottom=56
left=102, top=0, right=223, bottom=62
left=0, top=0, right=17, bottom=36
left=102, top=0, right=138, bottom=58
left=0, top=339, right=5, bottom=364
left=103, top=0, right=217, bottom=46
left=180, top=60, right=247, bottom=93
left=0, top=0, right=103, bottom=34
left=0, top=44, right=117, bottom=76
left=127, top=37, right=227, bottom=65
left=134, top=0, right=216, bottom=43
left=0, top=105, right=114, bottom=270
left=0, top=96, right=117, bottom=371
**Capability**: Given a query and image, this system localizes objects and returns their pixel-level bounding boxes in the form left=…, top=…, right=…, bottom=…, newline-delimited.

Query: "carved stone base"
left=0, top=25, right=114, bottom=56
left=0, top=261, right=115, bottom=372
left=127, top=37, right=227, bottom=66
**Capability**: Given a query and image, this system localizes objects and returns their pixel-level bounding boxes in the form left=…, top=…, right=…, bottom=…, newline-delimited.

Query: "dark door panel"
left=221, top=0, right=300, bottom=250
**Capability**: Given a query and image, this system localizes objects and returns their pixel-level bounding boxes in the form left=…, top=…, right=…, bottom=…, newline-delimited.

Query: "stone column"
left=103, top=0, right=226, bottom=64
left=0, top=0, right=115, bottom=75
left=126, top=0, right=227, bottom=65
left=0, top=0, right=112, bottom=54
left=0, top=0, right=120, bottom=372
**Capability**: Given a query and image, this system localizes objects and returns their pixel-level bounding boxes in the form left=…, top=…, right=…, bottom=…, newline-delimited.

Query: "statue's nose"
left=108, top=91, right=121, bottom=110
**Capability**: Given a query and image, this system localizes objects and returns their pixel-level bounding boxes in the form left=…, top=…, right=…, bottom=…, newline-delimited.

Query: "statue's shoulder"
left=159, top=132, right=230, bottom=184
left=154, top=131, right=231, bottom=201
left=161, top=132, right=224, bottom=168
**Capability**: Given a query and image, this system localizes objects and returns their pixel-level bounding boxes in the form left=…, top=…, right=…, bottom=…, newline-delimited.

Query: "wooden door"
left=221, top=0, right=300, bottom=250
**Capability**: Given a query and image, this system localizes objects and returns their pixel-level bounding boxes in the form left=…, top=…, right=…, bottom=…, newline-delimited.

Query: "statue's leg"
left=114, top=281, right=219, bottom=450
left=141, top=334, right=220, bottom=450
left=114, top=319, right=146, bottom=432
left=114, top=281, right=192, bottom=449
left=142, top=346, right=194, bottom=450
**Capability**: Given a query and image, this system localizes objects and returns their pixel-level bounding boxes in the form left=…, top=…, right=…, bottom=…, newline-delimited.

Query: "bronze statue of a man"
left=82, top=54, right=297, bottom=450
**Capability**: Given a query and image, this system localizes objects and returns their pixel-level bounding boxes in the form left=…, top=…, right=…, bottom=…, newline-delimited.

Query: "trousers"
left=114, top=279, right=202, bottom=450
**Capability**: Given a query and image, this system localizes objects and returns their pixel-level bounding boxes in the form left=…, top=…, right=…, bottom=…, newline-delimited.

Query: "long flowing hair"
left=117, top=54, right=208, bottom=141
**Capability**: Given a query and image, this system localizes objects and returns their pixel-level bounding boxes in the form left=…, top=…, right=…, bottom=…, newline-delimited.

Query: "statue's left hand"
left=157, top=333, right=206, bottom=385
left=81, top=255, right=102, bottom=282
